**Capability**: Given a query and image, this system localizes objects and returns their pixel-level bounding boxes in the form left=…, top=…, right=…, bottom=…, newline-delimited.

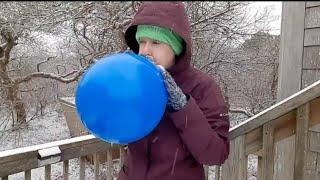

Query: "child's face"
left=137, top=37, right=175, bottom=69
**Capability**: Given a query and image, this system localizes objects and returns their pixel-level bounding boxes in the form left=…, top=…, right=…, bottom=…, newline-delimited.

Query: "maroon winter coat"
left=118, top=2, right=230, bottom=180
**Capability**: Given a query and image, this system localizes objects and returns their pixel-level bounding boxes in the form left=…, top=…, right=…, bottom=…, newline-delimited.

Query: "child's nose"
left=140, top=42, right=152, bottom=55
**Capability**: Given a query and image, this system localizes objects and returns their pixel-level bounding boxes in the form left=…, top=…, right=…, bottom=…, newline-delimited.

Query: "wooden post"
left=214, top=166, right=220, bottom=180
left=94, top=153, right=100, bottom=180
left=45, top=165, right=51, bottom=180
left=63, top=160, right=69, bottom=180
left=25, top=170, right=31, bottom=180
left=277, top=2, right=306, bottom=101
left=80, top=156, right=86, bottom=180
left=221, top=135, right=247, bottom=180
left=294, top=103, right=310, bottom=180
left=107, top=149, right=113, bottom=180
left=261, top=122, right=274, bottom=180
left=257, top=156, right=262, bottom=180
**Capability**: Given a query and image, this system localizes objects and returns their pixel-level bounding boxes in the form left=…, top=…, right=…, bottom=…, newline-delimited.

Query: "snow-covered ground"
left=0, top=105, right=258, bottom=179
left=0, top=106, right=122, bottom=180
left=0, top=109, right=70, bottom=152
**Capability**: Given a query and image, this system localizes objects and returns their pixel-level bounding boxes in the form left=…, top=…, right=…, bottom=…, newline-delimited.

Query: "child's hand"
left=157, top=65, right=187, bottom=111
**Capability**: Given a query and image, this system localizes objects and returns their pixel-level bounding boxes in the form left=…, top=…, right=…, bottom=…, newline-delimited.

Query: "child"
left=118, top=2, right=230, bottom=180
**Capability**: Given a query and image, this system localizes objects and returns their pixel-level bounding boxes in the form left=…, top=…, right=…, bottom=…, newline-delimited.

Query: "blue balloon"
left=75, top=51, right=168, bottom=144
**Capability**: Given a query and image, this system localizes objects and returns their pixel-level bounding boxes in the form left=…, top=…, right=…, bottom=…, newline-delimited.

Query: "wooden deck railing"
left=217, top=79, right=320, bottom=180
left=0, top=135, right=124, bottom=180
left=1, top=79, right=320, bottom=180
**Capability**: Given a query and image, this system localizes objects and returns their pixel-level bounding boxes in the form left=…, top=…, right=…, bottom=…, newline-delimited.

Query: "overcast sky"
left=249, top=1, right=282, bottom=35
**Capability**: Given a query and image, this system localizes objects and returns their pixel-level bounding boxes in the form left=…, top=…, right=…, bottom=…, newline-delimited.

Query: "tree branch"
left=37, top=56, right=56, bottom=72
left=0, top=27, right=16, bottom=65
left=190, top=7, right=235, bottom=28
left=229, top=108, right=254, bottom=117
left=13, top=67, right=87, bottom=84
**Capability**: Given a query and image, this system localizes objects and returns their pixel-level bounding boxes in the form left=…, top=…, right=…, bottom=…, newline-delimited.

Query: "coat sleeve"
left=168, top=82, right=230, bottom=165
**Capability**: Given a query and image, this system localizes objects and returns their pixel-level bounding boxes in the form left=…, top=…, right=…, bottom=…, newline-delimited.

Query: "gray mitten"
left=157, top=65, right=187, bottom=111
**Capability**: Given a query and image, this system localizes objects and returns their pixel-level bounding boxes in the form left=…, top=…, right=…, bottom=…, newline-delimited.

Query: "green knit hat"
left=135, top=25, right=183, bottom=56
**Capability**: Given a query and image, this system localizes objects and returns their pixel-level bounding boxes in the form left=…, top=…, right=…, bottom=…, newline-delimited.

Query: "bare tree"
left=183, top=2, right=279, bottom=120
left=0, top=1, right=279, bottom=130
left=0, top=2, right=137, bottom=126
left=235, top=31, right=280, bottom=114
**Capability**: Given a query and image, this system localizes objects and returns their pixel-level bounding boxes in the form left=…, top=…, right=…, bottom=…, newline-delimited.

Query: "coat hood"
left=124, top=2, right=192, bottom=76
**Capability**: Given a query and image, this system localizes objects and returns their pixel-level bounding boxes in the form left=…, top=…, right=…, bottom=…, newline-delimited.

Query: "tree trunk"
left=0, top=28, right=27, bottom=125
left=271, top=62, right=278, bottom=101
left=6, top=83, right=27, bottom=124
left=0, top=63, right=27, bottom=125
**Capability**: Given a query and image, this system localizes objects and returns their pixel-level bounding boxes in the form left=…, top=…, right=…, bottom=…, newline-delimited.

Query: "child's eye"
left=152, top=40, right=160, bottom=45
left=138, top=39, right=146, bottom=44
